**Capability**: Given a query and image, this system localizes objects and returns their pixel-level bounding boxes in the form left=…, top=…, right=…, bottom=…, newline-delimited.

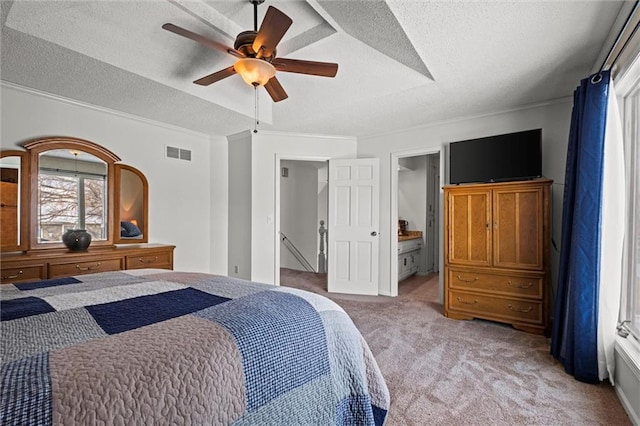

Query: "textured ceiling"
left=0, top=0, right=626, bottom=138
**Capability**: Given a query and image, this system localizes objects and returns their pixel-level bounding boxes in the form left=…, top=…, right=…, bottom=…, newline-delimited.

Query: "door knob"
left=371, top=231, right=378, bottom=236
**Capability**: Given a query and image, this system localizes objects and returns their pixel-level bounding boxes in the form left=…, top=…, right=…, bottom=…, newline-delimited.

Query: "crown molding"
left=360, top=96, right=574, bottom=140
left=1, top=81, right=212, bottom=140
left=251, top=129, right=356, bottom=142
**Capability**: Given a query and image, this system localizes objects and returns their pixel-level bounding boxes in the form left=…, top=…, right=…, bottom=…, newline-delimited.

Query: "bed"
left=0, top=269, right=389, bottom=425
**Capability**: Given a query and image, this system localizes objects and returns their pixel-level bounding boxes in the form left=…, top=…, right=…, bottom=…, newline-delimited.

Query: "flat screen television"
left=449, top=129, right=542, bottom=184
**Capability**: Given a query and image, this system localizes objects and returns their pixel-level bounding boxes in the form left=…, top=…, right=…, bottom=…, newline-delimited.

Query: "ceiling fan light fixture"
left=234, top=58, right=276, bottom=87
left=163, top=4, right=336, bottom=102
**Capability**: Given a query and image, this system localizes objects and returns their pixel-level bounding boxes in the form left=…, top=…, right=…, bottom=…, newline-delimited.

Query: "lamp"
left=234, top=58, right=275, bottom=87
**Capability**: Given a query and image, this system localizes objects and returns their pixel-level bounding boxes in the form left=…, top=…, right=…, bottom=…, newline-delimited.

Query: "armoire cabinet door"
left=446, top=189, right=492, bottom=267
left=492, top=185, right=545, bottom=270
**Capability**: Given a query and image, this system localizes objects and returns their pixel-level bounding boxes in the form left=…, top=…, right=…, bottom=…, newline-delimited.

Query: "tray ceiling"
left=0, top=0, right=626, bottom=137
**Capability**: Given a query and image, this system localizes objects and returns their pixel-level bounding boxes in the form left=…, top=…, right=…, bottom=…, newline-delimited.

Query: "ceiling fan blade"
left=264, top=77, right=288, bottom=102
left=252, top=6, right=292, bottom=59
left=193, top=66, right=237, bottom=86
left=162, top=23, right=244, bottom=58
left=272, top=58, right=338, bottom=77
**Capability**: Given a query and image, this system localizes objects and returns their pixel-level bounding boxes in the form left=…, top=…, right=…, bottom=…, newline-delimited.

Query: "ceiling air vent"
left=165, top=146, right=191, bottom=161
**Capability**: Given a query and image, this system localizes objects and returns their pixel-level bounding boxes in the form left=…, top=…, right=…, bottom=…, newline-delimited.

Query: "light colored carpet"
left=280, top=268, right=631, bottom=426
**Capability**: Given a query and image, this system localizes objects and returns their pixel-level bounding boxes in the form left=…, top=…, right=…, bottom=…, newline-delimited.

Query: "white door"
left=327, top=158, right=380, bottom=295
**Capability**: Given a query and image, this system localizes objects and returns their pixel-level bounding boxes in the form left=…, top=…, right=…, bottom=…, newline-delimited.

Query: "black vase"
left=62, top=229, right=92, bottom=251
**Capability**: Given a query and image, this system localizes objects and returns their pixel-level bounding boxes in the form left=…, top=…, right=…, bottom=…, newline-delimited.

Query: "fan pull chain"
left=253, top=86, right=260, bottom=133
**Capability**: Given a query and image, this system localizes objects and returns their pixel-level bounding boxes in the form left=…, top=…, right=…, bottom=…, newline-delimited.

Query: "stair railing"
left=280, top=232, right=316, bottom=273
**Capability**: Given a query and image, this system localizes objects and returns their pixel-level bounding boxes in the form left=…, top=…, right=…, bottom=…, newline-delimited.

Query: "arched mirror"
left=24, top=137, right=119, bottom=250
left=1, top=136, right=151, bottom=253
left=115, top=164, right=148, bottom=244
left=0, top=151, right=29, bottom=252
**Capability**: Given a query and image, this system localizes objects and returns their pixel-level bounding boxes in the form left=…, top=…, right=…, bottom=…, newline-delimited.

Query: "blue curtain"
left=551, top=71, right=610, bottom=384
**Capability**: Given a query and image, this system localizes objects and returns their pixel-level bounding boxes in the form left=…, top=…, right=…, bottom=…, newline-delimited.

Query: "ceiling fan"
left=162, top=0, right=338, bottom=102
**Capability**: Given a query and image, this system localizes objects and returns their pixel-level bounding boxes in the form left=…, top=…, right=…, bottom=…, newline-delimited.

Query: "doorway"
left=277, top=158, right=329, bottom=288
left=391, top=148, right=443, bottom=300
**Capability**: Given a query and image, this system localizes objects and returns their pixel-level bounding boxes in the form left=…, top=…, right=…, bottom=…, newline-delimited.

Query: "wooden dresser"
left=443, top=179, right=552, bottom=335
left=1, top=244, right=174, bottom=284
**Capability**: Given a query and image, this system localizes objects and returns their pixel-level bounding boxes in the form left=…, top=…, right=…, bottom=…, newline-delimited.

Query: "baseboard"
left=615, top=337, right=640, bottom=425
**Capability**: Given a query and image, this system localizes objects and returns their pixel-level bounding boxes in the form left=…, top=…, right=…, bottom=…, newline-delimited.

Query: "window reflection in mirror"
left=37, top=150, right=107, bottom=243
left=119, top=168, right=144, bottom=240
left=0, top=156, right=21, bottom=248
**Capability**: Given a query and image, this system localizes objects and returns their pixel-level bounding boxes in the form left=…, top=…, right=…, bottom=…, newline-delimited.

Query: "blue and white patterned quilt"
left=0, top=269, right=389, bottom=425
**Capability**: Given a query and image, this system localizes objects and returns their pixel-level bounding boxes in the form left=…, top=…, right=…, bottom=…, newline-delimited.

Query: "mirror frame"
left=24, top=136, right=121, bottom=250
left=114, top=164, right=149, bottom=244
left=0, top=150, right=30, bottom=252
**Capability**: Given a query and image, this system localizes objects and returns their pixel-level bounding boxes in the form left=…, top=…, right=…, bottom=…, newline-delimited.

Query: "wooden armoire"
left=443, top=178, right=552, bottom=335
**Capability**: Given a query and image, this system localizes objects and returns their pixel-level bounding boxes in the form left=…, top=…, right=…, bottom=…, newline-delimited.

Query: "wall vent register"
left=165, top=146, right=192, bottom=161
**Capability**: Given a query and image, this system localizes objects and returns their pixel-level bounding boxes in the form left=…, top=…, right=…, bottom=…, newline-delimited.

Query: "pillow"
left=120, top=221, right=142, bottom=237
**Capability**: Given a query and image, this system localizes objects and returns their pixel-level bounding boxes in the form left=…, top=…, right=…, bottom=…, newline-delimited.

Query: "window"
left=619, top=55, right=640, bottom=342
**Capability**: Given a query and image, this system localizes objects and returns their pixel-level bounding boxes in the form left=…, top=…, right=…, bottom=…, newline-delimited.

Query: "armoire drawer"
left=49, top=258, right=123, bottom=278
left=125, top=251, right=172, bottom=270
left=447, top=268, right=543, bottom=299
left=447, top=290, right=543, bottom=325
left=0, top=265, right=45, bottom=284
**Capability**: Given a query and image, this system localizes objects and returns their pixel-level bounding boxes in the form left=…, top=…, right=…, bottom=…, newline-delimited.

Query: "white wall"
left=251, top=131, right=357, bottom=285
left=2, top=84, right=572, bottom=297
left=227, top=131, right=252, bottom=280
left=209, top=135, right=228, bottom=276
left=1, top=83, right=216, bottom=273
left=615, top=339, right=640, bottom=424
left=358, top=98, right=573, bottom=296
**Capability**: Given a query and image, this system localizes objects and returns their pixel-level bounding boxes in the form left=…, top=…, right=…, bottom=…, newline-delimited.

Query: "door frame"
left=274, top=154, right=330, bottom=286
left=426, top=154, right=441, bottom=273
left=391, top=147, right=445, bottom=301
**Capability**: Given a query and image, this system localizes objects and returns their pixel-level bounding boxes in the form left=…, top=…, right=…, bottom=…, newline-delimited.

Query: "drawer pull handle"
left=508, top=280, right=533, bottom=289
left=507, top=304, right=533, bottom=313
left=456, top=275, right=478, bottom=283
left=76, top=262, right=101, bottom=271
left=138, top=256, right=159, bottom=264
left=2, top=270, right=23, bottom=280
left=456, top=297, right=478, bottom=305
